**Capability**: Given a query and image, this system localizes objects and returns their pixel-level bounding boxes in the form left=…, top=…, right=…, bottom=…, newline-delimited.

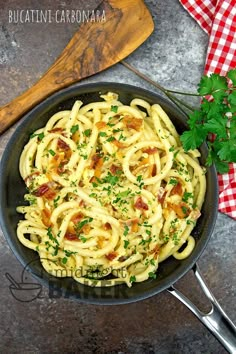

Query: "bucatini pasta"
left=16, top=92, right=206, bottom=287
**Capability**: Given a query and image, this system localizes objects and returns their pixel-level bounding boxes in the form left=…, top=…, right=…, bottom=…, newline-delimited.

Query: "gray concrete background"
left=0, top=0, right=235, bottom=353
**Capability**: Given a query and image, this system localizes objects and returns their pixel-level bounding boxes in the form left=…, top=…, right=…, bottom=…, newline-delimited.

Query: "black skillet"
left=0, top=83, right=235, bottom=352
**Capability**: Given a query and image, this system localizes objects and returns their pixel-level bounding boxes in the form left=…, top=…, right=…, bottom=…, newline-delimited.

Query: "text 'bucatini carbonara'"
left=17, top=92, right=206, bottom=287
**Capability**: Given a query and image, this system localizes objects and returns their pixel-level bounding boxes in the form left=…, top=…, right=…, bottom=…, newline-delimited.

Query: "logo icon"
left=5, top=271, right=42, bottom=302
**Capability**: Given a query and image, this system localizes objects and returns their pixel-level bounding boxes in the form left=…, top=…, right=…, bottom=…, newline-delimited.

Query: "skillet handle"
left=167, top=263, right=236, bottom=353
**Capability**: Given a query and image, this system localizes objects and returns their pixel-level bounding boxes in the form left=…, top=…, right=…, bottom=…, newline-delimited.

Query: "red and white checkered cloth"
left=179, top=0, right=236, bottom=220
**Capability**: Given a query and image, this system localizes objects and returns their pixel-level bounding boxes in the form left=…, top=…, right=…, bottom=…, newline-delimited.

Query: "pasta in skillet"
left=16, top=92, right=206, bottom=287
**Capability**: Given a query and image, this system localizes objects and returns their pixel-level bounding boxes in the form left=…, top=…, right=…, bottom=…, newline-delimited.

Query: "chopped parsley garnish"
left=169, top=146, right=175, bottom=152
left=47, top=227, right=59, bottom=245
left=83, top=129, right=91, bottom=137
left=64, top=250, right=77, bottom=257
left=181, top=206, right=189, bottom=216
left=52, top=245, right=59, bottom=256
left=113, top=128, right=122, bottom=133
left=111, top=105, right=118, bottom=113
left=103, top=172, right=119, bottom=186
left=25, top=195, right=37, bottom=205
left=61, top=257, right=67, bottom=264
left=124, top=240, right=130, bottom=249
left=106, top=136, right=115, bottom=142
left=182, top=192, right=194, bottom=202
left=169, top=178, right=178, bottom=186
left=53, top=195, right=60, bottom=208
left=123, top=225, right=129, bottom=236
left=148, top=272, right=157, bottom=279
left=137, top=175, right=142, bottom=183
left=70, top=125, right=79, bottom=134
left=99, top=131, right=107, bottom=137
left=130, top=275, right=136, bottom=283
left=89, top=193, right=97, bottom=198
left=118, top=133, right=126, bottom=141
left=76, top=217, right=93, bottom=231
left=117, top=190, right=130, bottom=198
left=80, top=235, right=87, bottom=243
left=150, top=259, right=155, bottom=266
left=30, top=132, right=44, bottom=141
left=48, top=149, right=56, bottom=156
left=187, top=219, right=196, bottom=225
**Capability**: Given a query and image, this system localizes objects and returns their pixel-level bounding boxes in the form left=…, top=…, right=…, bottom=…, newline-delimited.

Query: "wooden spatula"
left=0, top=0, right=154, bottom=134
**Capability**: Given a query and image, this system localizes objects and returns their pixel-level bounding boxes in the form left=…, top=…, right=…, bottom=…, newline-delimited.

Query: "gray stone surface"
left=0, top=0, right=235, bottom=353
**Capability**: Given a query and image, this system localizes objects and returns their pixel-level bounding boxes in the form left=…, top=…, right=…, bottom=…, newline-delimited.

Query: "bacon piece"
left=97, top=236, right=105, bottom=249
left=41, top=208, right=51, bottom=227
left=51, top=153, right=68, bottom=175
left=57, top=138, right=70, bottom=151
left=89, top=176, right=97, bottom=184
left=94, top=159, right=103, bottom=178
left=170, top=182, right=183, bottom=196
left=134, top=197, right=149, bottom=211
left=143, top=147, right=158, bottom=155
left=167, top=202, right=191, bottom=219
left=33, top=183, right=50, bottom=197
left=112, top=139, right=127, bottom=149
left=48, top=127, right=63, bottom=133
left=157, top=187, right=167, bottom=205
left=105, top=251, right=118, bottom=261
left=96, top=121, right=107, bottom=130
left=82, top=224, right=91, bottom=235
left=122, top=116, right=143, bottom=131
left=35, top=182, right=58, bottom=200
left=79, top=200, right=86, bottom=208
left=24, top=171, right=40, bottom=184
left=131, top=220, right=139, bottom=233
left=71, top=212, right=83, bottom=224
left=139, top=157, right=149, bottom=166
left=90, top=154, right=104, bottom=178
left=118, top=255, right=129, bottom=262
left=45, top=189, right=56, bottom=200
left=90, top=154, right=102, bottom=169
left=149, top=245, right=160, bottom=259
left=57, top=160, right=68, bottom=174
left=65, top=232, right=79, bottom=241
left=110, top=164, right=122, bottom=175
left=151, top=164, right=157, bottom=177
left=104, top=222, right=112, bottom=230
left=72, top=131, right=79, bottom=143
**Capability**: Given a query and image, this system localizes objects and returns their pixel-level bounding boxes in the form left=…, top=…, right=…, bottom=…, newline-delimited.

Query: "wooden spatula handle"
left=0, top=0, right=154, bottom=134
left=0, top=76, right=66, bottom=134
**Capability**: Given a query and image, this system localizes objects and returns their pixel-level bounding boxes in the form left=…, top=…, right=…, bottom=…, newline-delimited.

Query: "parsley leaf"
left=70, top=125, right=79, bottom=134
left=48, top=149, right=56, bottom=156
left=83, top=129, right=91, bottom=137
left=130, top=275, right=136, bottom=283
left=148, top=272, right=157, bottom=279
left=123, top=225, right=129, bottom=236
left=124, top=240, right=129, bottom=249
left=182, top=192, right=193, bottom=203
left=227, top=68, right=236, bottom=85
left=111, top=105, right=118, bottom=113
left=99, top=131, right=107, bottom=137
left=30, top=132, right=44, bottom=141
left=169, top=178, right=178, bottom=186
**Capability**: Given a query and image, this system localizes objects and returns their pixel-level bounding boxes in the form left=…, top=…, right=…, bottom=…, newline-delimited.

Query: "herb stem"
left=121, top=60, right=195, bottom=113
left=165, top=89, right=200, bottom=97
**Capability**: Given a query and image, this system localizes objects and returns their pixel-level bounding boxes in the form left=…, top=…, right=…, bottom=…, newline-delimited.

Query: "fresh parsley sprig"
left=179, top=70, right=236, bottom=173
